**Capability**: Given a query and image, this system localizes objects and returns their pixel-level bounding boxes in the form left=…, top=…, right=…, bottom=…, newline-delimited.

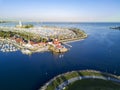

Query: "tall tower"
left=19, top=21, right=22, bottom=27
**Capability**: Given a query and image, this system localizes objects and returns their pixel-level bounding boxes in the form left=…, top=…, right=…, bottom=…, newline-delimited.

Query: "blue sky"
left=0, top=0, right=120, bottom=22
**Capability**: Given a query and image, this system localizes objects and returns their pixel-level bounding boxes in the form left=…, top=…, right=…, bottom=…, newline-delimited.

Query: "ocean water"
left=0, top=22, right=120, bottom=90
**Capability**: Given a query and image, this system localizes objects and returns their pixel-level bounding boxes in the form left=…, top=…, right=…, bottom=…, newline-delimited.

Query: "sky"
left=0, top=0, right=120, bottom=22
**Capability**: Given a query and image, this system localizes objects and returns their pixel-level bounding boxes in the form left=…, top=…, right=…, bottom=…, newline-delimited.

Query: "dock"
left=62, top=42, right=72, bottom=47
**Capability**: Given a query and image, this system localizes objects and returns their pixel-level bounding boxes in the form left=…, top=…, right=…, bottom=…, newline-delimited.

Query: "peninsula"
left=0, top=22, right=87, bottom=54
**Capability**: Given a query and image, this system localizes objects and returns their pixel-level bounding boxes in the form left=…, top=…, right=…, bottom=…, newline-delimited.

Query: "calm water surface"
left=0, top=22, right=120, bottom=90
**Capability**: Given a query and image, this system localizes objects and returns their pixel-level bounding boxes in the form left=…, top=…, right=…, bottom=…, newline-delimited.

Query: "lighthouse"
left=19, top=21, right=22, bottom=27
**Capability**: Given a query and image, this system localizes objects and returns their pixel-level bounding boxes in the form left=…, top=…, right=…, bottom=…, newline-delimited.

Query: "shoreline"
left=0, top=34, right=87, bottom=54
left=0, top=26, right=88, bottom=54
left=61, top=34, right=87, bottom=44
left=40, top=70, right=120, bottom=90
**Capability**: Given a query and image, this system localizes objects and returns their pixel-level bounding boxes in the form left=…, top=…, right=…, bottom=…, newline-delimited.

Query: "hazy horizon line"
left=1, top=20, right=120, bottom=23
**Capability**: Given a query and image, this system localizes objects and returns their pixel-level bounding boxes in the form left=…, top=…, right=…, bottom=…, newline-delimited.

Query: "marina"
left=0, top=0, right=120, bottom=90
left=0, top=22, right=87, bottom=54
left=0, top=22, right=120, bottom=90
left=0, top=40, right=18, bottom=52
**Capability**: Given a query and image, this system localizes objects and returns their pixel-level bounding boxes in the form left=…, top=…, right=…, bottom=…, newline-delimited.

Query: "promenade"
left=40, top=70, right=120, bottom=90
left=56, top=75, right=120, bottom=90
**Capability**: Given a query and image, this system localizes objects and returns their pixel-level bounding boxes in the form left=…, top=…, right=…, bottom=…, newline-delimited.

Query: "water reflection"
left=52, top=52, right=65, bottom=59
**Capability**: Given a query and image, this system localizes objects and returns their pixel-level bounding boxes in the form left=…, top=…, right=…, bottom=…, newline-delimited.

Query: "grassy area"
left=44, top=70, right=120, bottom=90
left=0, top=29, right=47, bottom=42
left=0, top=21, right=9, bottom=23
left=65, top=79, right=120, bottom=90
left=69, top=28, right=87, bottom=38
left=0, top=30, right=35, bottom=39
left=16, top=24, right=34, bottom=28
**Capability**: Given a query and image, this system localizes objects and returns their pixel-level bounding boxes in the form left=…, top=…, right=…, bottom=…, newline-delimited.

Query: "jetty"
left=40, top=70, right=120, bottom=90
left=61, top=42, right=72, bottom=47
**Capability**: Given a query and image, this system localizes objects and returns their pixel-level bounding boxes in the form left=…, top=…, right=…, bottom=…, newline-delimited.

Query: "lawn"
left=65, top=79, right=120, bottom=90
left=42, top=70, right=120, bottom=90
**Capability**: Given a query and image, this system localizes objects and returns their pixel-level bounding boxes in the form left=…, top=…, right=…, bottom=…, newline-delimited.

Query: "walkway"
left=55, top=75, right=120, bottom=90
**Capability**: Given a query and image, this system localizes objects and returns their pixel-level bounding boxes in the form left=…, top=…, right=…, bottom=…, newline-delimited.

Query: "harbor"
left=0, top=22, right=120, bottom=90
left=0, top=40, right=18, bottom=52
left=0, top=22, right=87, bottom=54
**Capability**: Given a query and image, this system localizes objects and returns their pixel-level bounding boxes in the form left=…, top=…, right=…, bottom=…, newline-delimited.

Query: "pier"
left=62, top=42, right=72, bottom=47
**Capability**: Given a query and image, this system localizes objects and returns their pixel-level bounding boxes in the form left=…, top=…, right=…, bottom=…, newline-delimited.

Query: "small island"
left=0, top=21, right=9, bottom=23
left=110, top=26, right=120, bottom=30
left=16, top=21, right=34, bottom=28
left=0, top=21, right=87, bottom=54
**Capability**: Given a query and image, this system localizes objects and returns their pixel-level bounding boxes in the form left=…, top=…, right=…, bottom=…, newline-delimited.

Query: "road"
left=55, top=75, right=120, bottom=90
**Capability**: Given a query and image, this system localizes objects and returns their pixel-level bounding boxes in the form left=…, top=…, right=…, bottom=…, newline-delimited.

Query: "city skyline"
left=0, top=0, right=120, bottom=22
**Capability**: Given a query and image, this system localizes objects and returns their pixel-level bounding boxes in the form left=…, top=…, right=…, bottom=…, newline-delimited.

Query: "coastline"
left=60, top=34, right=88, bottom=44
left=0, top=33, right=88, bottom=54
left=0, top=26, right=88, bottom=54
left=40, top=70, right=120, bottom=90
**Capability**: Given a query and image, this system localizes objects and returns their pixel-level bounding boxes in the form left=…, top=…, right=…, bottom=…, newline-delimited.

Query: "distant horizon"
left=0, top=0, right=120, bottom=22
left=1, top=18, right=120, bottom=23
